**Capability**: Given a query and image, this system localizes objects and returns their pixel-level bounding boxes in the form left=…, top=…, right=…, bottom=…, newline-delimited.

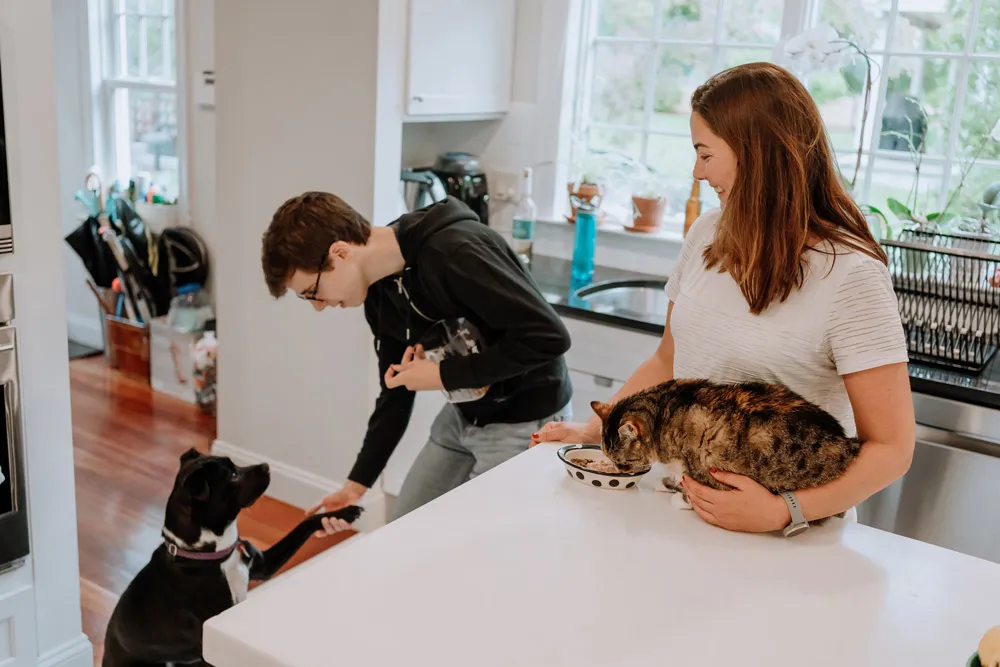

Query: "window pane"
left=975, top=0, right=1000, bottom=53
left=878, top=56, right=959, bottom=158
left=945, top=164, right=1000, bottom=229
left=866, top=153, right=946, bottom=221
left=596, top=0, right=655, bottom=39
left=589, top=43, right=653, bottom=126
left=653, top=47, right=712, bottom=133
left=114, top=88, right=179, bottom=200
left=808, top=52, right=882, bottom=154
left=164, top=0, right=174, bottom=16
left=125, top=0, right=140, bottom=13
left=166, top=17, right=176, bottom=81
left=893, top=1, right=974, bottom=53
left=721, top=0, right=783, bottom=45
left=145, top=17, right=165, bottom=78
left=646, top=134, right=695, bottom=202
left=660, top=0, right=717, bottom=41
left=125, top=14, right=140, bottom=77
left=146, top=0, right=165, bottom=15
left=959, top=60, right=1000, bottom=159
left=716, top=46, right=773, bottom=71
left=588, top=127, right=643, bottom=162
left=817, top=0, right=892, bottom=51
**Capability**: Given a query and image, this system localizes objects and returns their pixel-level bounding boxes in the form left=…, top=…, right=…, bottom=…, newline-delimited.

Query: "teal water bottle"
left=571, top=204, right=598, bottom=285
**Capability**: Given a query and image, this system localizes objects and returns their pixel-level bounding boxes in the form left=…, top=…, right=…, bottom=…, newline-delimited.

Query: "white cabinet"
left=405, top=0, right=517, bottom=120
left=0, top=585, right=37, bottom=667
left=567, top=369, right=624, bottom=423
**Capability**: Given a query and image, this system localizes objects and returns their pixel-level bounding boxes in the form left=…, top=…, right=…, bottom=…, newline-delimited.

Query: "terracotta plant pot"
left=566, top=182, right=606, bottom=225
left=628, top=195, right=666, bottom=233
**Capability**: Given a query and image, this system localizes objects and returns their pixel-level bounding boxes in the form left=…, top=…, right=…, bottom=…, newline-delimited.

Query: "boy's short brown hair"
left=261, top=191, right=372, bottom=298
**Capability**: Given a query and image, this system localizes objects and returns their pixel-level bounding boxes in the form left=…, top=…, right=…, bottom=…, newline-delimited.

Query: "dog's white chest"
left=222, top=550, right=249, bottom=604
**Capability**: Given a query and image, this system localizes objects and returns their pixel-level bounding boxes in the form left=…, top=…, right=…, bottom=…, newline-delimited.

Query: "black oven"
left=0, top=51, right=11, bottom=254
left=0, top=273, right=27, bottom=573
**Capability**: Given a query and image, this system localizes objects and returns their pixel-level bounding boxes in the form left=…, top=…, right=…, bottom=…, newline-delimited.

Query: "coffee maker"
left=431, top=152, right=490, bottom=226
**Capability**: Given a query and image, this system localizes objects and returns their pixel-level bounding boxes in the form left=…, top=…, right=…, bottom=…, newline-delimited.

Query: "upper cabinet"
left=405, top=0, right=517, bottom=121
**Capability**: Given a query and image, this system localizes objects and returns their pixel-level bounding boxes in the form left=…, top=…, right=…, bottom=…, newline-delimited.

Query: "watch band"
left=780, top=491, right=809, bottom=537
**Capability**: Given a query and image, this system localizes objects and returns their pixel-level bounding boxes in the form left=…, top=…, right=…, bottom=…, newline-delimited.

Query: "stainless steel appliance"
left=858, top=392, right=1000, bottom=564
left=0, top=55, right=12, bottom=254
left=0, top=273, right=27, bottom=573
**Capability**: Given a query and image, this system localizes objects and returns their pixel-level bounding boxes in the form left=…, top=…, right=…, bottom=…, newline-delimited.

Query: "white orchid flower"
left=782, top=24, right=849, bottom=73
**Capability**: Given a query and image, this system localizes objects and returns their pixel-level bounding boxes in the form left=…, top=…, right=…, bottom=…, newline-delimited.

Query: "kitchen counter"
left=203, top=443, right=1000, bottom=666
left=530, top=255, right=1000, bottom=412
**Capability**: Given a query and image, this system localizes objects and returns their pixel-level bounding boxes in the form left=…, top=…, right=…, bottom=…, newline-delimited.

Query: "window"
left=569, top=0, right=1000, bottom=231
left=92, top=0, right=181, bottom=203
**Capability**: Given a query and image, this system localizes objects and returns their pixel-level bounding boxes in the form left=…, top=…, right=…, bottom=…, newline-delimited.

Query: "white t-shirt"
left=666, top=209, right=909, bottom=436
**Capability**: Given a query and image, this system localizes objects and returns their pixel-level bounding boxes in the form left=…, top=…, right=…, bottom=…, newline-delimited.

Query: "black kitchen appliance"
left=431, top=152, right=490, bottom=226
left=0, top=273, right=28, bottom=574
left=0, top=50, right=12, bottom=254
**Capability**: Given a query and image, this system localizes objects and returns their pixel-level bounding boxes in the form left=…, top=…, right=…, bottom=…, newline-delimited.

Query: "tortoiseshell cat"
left=590, top=378, right=862, bottom=512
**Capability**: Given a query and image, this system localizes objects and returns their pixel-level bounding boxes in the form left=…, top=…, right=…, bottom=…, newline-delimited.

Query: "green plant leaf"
left=886, top=198, right=913, bottom=221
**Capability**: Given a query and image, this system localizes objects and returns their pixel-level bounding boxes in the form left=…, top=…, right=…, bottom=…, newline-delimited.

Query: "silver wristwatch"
left=779, top=491, right=809, bottom=537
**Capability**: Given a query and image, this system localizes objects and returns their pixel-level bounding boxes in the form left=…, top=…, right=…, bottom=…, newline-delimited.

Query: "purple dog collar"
left=164, top=539, right=242, bottom=561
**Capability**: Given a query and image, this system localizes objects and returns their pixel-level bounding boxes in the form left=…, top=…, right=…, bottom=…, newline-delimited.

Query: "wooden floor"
left=71, top=355, right=355, bottom=664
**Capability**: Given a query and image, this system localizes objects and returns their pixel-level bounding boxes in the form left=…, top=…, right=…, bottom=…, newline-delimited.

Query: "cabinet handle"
left=412, top=95, right=424, bottom=103
left=593, top=375, right=613, bottom=388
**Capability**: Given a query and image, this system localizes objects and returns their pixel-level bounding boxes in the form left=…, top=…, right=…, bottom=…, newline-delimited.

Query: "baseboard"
left=66, top=312, right=104, bottom=351
left=37, top=634, right=93, bottom=667
left=211, top=440, right=388, bottom=532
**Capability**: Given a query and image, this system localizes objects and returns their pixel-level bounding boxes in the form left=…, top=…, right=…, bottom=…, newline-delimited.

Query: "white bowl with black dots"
left=557, top=444, right=650, bottom=490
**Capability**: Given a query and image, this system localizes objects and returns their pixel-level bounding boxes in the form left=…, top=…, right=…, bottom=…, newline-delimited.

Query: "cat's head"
left=590, top=400, right=651, bottom=474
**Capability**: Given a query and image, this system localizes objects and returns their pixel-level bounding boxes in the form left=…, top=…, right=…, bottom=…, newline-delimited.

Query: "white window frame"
left=567, top=0, right=1000, bottom=225
left=88, top=0, right=187, bottom=207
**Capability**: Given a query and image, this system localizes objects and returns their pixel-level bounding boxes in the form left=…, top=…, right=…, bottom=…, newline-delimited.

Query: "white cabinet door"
left=405, top=0, right=516, bottom=118
left=0, top=585, right=37, bottom=667
left=567, top=369, right=624, bottom=426
left=381, top=389, right=447, bottom=498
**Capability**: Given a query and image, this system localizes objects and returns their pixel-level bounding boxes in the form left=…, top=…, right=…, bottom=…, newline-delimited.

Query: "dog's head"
left=163, top=448, right=270, bottom=548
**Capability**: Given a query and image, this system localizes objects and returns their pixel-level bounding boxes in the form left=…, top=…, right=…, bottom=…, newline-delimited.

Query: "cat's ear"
left=590, top=401, right=612, bottom=421
left=618, top=420, right=639, bottom=442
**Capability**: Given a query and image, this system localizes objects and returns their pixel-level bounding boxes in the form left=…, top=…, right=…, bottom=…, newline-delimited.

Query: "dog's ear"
left=183, top=467, right=211, bottom=503
left=180, top=448, right=203, bottom=466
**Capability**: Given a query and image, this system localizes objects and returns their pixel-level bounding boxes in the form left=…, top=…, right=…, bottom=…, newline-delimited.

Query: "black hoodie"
left=347, top=196, right=573, bottom=489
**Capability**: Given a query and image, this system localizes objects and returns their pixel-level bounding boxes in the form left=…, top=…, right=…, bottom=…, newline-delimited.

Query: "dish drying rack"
left=880, top=228, right=1000, bottom=373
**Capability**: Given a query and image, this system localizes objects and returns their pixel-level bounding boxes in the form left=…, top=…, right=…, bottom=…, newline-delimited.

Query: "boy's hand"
left=385, top=345, right=444, bottom=392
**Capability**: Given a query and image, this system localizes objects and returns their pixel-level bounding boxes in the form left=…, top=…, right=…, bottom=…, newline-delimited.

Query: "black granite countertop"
left=529, top=255, right=1000, bottom=412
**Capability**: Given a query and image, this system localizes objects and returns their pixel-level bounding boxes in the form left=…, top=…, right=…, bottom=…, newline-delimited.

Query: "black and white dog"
left=102, top=448, right=362, bottom=667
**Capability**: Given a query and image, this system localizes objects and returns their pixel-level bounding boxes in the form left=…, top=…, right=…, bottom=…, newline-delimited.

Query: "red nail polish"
left=532, top=433, right=538, bottom=438
left=710, top=468, right=718, bottom=473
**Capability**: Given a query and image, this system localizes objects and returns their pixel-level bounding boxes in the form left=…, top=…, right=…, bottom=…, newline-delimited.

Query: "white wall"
left=0, top=0, right=92, bottom=665
left=211, top=0, right=390, bottom=526
left=55, top=0, right=102, bottom=349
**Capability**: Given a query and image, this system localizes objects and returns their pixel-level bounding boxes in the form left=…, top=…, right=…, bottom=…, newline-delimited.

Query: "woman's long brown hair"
left=691, top=62, right=886, bottom=315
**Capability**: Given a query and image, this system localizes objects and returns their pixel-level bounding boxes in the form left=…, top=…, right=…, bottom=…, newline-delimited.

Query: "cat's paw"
left=670, top=490, right=694, bottom=511
left=660, top=476, right=683, bottom=494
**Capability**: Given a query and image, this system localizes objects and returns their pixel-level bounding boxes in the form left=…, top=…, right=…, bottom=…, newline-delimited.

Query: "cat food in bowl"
left=557, top=444, right=650, bottom=490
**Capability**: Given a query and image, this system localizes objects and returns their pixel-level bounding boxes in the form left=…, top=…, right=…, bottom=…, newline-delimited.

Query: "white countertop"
left=204, top=444, right=999, bottom=667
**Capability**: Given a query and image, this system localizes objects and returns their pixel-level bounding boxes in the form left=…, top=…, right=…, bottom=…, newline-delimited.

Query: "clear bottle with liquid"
left=512, top=167, right=536, bottom=267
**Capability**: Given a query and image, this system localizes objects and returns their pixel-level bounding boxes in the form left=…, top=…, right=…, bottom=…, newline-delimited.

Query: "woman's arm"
left=792, top=361, right=915, bottom=522
left=530, top=303, right=676, bottom=445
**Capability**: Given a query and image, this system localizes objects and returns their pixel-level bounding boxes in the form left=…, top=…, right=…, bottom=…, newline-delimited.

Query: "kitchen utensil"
left=401, top=168, right=447, bottom=212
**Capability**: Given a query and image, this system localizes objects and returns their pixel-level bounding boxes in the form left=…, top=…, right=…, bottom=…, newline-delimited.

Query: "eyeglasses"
left=296, top=254, right=327, bottom=302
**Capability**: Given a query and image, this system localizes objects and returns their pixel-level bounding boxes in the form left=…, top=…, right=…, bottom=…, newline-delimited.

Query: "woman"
left=532, top=62, right=916, bottom=534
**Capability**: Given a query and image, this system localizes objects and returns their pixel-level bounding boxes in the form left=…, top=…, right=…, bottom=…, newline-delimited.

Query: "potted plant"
left=628, top=168, right=668, bottom=233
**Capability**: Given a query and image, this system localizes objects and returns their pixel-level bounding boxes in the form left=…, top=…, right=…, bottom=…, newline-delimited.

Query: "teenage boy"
left=261, top=192, right=572, bottom=533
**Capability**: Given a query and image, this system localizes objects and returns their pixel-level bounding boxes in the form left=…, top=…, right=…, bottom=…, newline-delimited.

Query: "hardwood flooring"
left=71, top=356, right=355, bottom=665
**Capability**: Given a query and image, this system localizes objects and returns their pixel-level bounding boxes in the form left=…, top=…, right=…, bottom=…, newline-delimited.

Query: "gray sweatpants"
left=389, top=401, right=571, bottom=522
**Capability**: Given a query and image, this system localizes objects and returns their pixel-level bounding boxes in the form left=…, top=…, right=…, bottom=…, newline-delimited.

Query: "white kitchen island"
left=204, top=444, right=999, bottom=667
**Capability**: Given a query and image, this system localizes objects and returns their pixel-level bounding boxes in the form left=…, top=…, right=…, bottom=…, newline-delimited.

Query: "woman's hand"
left=306, top=481, right=367, bottom=538
left=529, top=420, right=601, bottom=447
left=682, top=470, right=790, bottom=533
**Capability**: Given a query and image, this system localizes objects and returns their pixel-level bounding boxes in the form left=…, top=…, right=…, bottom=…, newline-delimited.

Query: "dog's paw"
left=670, top=491, right=694, bottom=511
left=321, top=505, right=364, bottom=524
